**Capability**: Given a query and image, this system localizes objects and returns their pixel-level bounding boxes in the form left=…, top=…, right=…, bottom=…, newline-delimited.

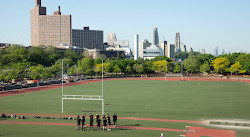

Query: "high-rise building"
left=175, top=32, right=180, bottom=51
left=153, top=27, right=159, bottom=46
left=134, top=34, right=139, bottom=60
left=108, top=33, right=117, bottom=45
left=165, top=44, right=175, bottom=59
left=139, top=39, right=151, bottom=58
left=30, top=0, right=72, bottom=47
left=180, top=42, right=186, bottom=52
left=214, top=46, right=219, bottom=57
left=72, top=27, right=103, bottom=50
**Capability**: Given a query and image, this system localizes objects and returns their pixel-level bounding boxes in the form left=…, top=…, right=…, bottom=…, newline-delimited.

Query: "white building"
left=180, top=42, right=186, bottom=52
left=134, top=34, right=139, bottom=60
left=106, top=40, right=131, bottom=57
left=143, top=45, right=164, bottom=60
left=139, top=39, right=151, bottom=59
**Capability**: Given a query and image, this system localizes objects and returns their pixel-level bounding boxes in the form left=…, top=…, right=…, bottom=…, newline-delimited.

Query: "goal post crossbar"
left=62, top=95, right=103, bottom=100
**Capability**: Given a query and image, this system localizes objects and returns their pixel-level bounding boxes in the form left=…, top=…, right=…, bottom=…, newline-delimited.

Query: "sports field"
left=0, top=78, right=250, bottom=137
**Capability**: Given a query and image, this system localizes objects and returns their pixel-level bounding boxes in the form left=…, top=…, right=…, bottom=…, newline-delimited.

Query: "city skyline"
left=0, top=0, right=249, bottom=54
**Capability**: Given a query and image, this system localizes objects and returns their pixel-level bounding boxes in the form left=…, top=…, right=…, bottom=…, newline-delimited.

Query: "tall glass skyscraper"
left=153, top=27, right=159, bottom=46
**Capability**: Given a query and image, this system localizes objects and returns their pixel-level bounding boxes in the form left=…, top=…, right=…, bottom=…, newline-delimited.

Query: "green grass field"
left=0, top=80, right=250, bottom=137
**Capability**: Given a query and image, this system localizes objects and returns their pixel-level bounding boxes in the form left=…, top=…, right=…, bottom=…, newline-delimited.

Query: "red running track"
left=180, top=126, right=236, bottom=137
left=1, top=113, right=208, bottom=124
left=0, top=77, right=249, bottom=98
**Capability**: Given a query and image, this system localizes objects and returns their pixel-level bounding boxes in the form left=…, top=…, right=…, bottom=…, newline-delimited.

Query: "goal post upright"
left=62, top=60, right=64, bottom=113
left=61, top=59, right=104, bottom=114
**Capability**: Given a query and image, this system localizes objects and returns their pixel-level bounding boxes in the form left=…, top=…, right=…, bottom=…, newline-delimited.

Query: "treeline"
left=0, top=45, right=249, bottom=82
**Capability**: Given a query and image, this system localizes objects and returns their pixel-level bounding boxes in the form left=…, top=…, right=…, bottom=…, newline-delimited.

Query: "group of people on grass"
left=76, top=113, right=118, bottom=131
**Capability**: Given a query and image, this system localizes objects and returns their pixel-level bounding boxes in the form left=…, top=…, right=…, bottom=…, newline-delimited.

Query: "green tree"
left=133, top=64, right=143, bottom=74
left=29, top=64, right=44, bottom=80
left=113, top=65, right=121, bottom=74
left=183, top=55, right=200, bottom=73
left=229, top=62, right=246, bottom=75
left=210, top=57, right=230, bottom=73
left=174, top=62, right=181, bottom=73
left=64, top=49, right=82, bottom=63
left=125, top=65, right=132, bottom=74
left=78, top=58, right=94, bottom=74
left=200, top=63, right=210, bottom=74
left=153, top=60, right=168, bottom=72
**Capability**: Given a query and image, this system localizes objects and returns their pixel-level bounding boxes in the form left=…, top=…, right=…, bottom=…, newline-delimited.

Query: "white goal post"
left=61, top=60, right=104, bottom=114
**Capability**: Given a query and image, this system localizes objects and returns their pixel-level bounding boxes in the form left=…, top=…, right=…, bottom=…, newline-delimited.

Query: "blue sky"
left=0, top=0, right=249, bottom=54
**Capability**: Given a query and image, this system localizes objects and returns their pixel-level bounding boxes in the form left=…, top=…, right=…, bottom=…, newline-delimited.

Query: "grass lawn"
left=0, top=80, right=249, bottom=137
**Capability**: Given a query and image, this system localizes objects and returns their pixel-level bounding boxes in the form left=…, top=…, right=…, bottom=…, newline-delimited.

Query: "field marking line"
left=1, top=113, right=208, bottom=124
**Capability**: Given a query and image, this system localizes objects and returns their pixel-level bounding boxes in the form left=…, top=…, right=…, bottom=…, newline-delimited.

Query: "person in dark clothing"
left=81, top=114, right=86, bottom=131
left=113, top=113, right=117, bottom=127
left=89, top=113, right=94, bottom=130
left=96, top=114, right=99, bottom=123
left=1, top=113, right=7, bottom=118
left=76, top=115, right=81, bottom=130
left=107, top=114, right=111, bottom=130
left=103, top=117, right=107, bottom=131
left=96, top=118, right=101, bottom=130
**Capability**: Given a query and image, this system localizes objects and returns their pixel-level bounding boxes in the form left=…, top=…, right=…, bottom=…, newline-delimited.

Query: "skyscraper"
left=153, top=27, right=159, bottom=46
left=134, top=34, right=139, bottom=60
left=175, top=32, right=180, bottom=51
left=30, top=0, right=72, bottom=47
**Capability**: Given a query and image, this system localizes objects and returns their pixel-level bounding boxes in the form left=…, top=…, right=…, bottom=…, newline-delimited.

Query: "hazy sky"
left=0, top=0, right=249, bottom=54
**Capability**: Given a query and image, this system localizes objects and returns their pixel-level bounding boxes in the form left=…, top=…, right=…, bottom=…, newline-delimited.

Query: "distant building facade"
left=143, top=45, right=164, bottom=60
left=106, top=40, right=131, bottom=58
left=153, top=27, right=159, bottom=46
left=30, top=0, right=72, bottom=47
left=175, top=32, right=180, bottom=51
left=72, top=27, right=104, bottom=50
left=139, top=39, right=151, bottom=59
left=166, top=44, right=175, bottom=59
left=180, top=42, right=186, bottom=52
left=107, top=33, right=117, bottom=45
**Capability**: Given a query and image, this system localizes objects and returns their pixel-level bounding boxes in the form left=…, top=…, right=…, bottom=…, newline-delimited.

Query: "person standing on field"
left=113, top=113, right=117, bottom=127
left=89, top=113, right=94, bottom=130
left=107, top=114, right=111, bottom=131
left=76, top=115, right=80, bottom=130
left=103, top=116, right=107, bottom=131
left=81, top=114, right=86, bottom=131
left=97, top=118, right=101, bottom=130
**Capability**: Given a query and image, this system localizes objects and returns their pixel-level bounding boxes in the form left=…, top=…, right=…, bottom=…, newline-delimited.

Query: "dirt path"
left=1, top=77, right=249, bottom=98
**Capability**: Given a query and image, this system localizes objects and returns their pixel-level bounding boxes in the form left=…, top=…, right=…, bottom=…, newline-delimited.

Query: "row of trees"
left=0, top=45, right=249, bottom=82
